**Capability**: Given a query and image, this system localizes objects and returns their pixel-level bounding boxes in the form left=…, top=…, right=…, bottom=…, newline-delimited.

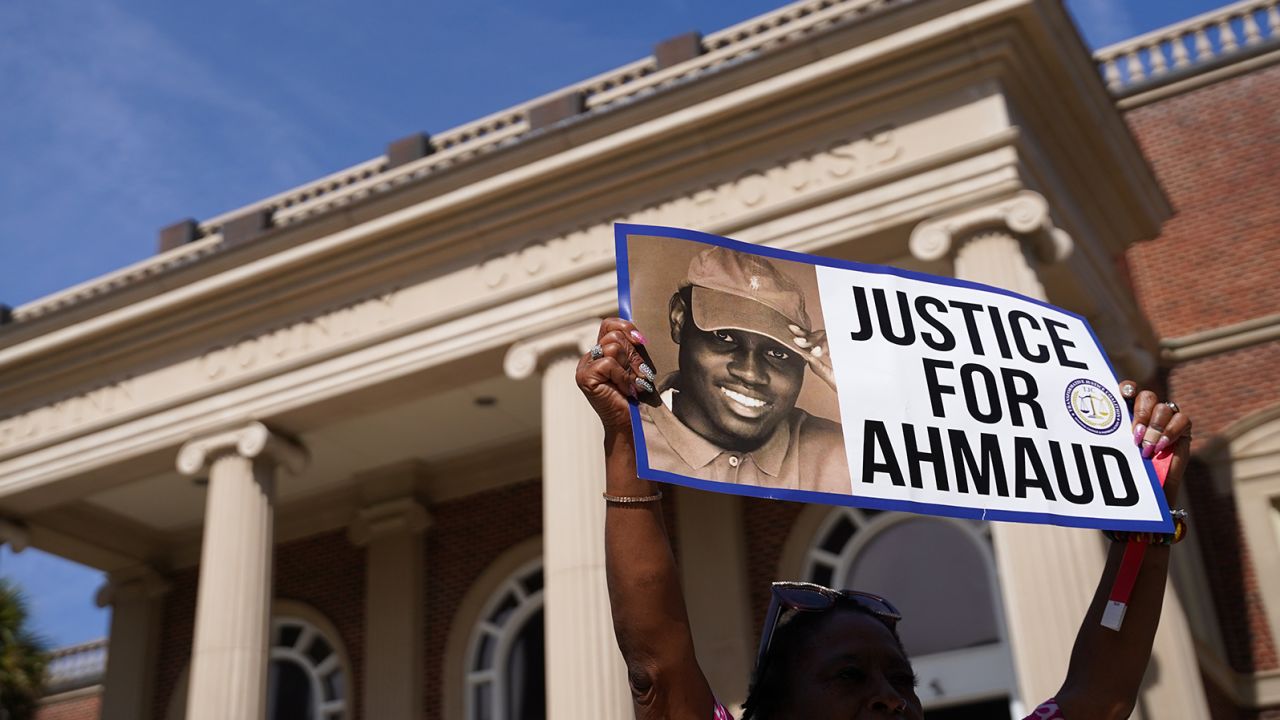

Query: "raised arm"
left=576, top=317, right=716, bottom=720
left=1054, top=382, right=1192, bottom=720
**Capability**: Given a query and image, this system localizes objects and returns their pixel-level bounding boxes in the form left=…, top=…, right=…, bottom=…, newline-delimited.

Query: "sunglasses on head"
left=752, top=581, right=902, bottom=685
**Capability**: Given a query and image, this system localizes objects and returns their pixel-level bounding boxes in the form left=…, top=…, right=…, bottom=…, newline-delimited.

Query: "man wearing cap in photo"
left=640, top=246, right=852, bottom=494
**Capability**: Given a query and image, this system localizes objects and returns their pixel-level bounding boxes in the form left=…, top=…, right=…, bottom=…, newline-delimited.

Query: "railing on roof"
left=44, top=638, right=107, bottom=694
left=1095, top=0, right=1280, bottom=94
left=196, top=0, right=901, bottom=237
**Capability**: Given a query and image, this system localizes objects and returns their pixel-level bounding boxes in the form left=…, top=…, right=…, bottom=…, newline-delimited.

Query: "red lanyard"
left=1101, top=450, right=1174, bottom=630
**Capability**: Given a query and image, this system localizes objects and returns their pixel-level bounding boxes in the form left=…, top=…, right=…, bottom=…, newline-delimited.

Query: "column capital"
left=909, top=191, right=1073, bottom=265
left=95, top=565, right=170, bottom=608
left=176, top=421, right=308, bottom=476
left=347, top=497, right=432, bottom=546
left=503, top=319, right=601, bottom=380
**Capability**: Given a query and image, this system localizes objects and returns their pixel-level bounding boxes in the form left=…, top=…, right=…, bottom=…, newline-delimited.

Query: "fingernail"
left=1133, top=424, right=1146, bottom=446
left=1142, top=442, right=1155, bottom=459
left=1153, top=437, right=1171, bottom=456
left=635, top=377, right=655, bottom=394
left=1121, top=384, right=1136, bottom=398
left=812, top=346, right=824, bottom=358
left=639, top=363, right=656, bottom=381
left=630, top=329, right=647, bottom=345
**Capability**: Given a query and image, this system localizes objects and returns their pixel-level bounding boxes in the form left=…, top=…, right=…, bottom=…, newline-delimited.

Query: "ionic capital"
left=503, top=319, right=601, bottom=380
left=95, top=565, right=171, bottom=608
left=348, top=497, right=432, bottom=546
left=909, top=191, right=1074, bottom=265
left=176, top=421, right=308, bottom=477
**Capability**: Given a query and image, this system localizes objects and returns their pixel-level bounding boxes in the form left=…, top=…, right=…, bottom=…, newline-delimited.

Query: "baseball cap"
left=683, top=246, right=812, bottom=351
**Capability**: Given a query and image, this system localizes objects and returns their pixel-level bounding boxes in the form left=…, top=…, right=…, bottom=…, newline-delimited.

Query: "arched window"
left=466, top=559, right=545, bottom=720
left=805, top=508, right=1016, bottom=716
left=267, top=615, right=350, bottom=720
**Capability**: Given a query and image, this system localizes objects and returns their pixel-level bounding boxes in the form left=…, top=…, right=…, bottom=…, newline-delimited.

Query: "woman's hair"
left=740, top=602, right=907, bottom=720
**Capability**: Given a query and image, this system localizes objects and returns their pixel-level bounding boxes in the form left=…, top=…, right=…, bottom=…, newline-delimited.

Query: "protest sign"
left=616, top=224, right=1171, bottom=532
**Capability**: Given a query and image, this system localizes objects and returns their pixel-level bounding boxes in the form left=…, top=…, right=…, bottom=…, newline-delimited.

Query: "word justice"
left=846, top=286, right=1088, bottom=368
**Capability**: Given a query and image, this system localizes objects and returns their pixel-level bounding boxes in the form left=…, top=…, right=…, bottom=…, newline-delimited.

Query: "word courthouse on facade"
left=10, top=0, right=1280, bottom=719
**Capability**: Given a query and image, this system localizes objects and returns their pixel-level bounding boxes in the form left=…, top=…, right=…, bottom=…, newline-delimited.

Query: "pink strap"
left=713, top=701, right=733, bottom=720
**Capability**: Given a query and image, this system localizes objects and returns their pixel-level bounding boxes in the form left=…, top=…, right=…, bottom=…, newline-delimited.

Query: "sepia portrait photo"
left=623, top=231, right=853, bottom=496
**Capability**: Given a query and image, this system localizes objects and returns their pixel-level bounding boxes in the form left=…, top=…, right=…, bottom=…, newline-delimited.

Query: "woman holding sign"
left=577, top=315, right=1192, bottom=720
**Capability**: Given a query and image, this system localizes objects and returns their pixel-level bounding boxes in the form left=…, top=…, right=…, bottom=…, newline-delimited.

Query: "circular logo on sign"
left=1064, top=379, right=1122, bottom=435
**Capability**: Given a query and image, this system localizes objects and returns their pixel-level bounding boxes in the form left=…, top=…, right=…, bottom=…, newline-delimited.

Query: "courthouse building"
left=10, top=0, right=1280, bottom=717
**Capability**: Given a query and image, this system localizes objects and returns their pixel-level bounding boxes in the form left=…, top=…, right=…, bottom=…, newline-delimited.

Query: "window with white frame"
left=804, top=508, right=1017, bottom=717
left=466, top=559, right=545, bottom=720
left=267, top=616, right=349, bottom=720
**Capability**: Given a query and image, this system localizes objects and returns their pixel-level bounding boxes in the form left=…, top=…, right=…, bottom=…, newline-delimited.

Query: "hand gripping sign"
left=617, top=224, right=1172, bottom=533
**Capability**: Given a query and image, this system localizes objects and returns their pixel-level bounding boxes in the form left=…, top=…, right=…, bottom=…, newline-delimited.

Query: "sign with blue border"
left=616, top=223, right=1172, bottom=532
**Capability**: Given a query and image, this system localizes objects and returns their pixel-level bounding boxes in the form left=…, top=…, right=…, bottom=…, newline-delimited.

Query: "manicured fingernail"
left=1153, top=437, right=1171, bottom=456
left=630, top=330, right=647, bottom=345
left=1121, top=384, right=1136, bottom=398
left=635, top=377, right=655, bottom=394
left=1141, top=441, right=1155, bottom=459
left=639, top=363, right=656, bottom=381
left=812, top=346, right=824, bottom=358
left=1132, top=424, right=1146, bottom=446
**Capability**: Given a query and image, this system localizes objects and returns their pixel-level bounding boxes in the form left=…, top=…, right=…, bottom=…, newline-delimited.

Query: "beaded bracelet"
left=602, top=490, right=664, bottom=504
left=1103, top=510, right=1188, bottom=545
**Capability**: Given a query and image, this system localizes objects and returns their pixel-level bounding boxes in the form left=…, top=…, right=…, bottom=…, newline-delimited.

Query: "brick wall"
left=742, top=497, right=806, bottom=634
left=423, top=479, right=543, bottom=720
left=1122, top=58, right=1280, bottom=712
left=150, top=531, right=366, bottom=720
left=1124, top=63, right=1280, bottom=340
left=35, top=690, right=101, bottom=720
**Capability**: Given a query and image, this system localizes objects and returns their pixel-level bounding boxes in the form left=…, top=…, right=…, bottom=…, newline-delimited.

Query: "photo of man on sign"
left=627, top=235, right=852, bottom=495
left=619, top=224, right=1170, bottom=533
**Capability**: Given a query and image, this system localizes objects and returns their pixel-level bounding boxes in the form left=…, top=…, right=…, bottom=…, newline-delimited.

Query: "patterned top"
left=712, top=698, right=1065, bottom=718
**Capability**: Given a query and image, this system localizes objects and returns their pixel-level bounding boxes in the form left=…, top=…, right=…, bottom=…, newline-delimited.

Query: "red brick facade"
left=423, top=479, right=542, bottom=720
left=1123, top=61, right=1280, bottom=712
left=35, top=691, right=101, bottom=720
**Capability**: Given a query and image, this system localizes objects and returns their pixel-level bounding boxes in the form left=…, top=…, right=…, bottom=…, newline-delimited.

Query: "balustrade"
left=1095, top=0, right=1280, bottom=93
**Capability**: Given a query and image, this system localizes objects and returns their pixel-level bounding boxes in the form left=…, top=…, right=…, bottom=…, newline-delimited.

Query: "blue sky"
left=0, top=0, right=1227, bottom=649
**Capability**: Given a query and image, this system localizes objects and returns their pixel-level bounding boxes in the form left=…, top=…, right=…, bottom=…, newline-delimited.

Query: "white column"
left=952, top=227, right=1097, bottom=707
left=96, top=566, right=169, bottom=720
left=913, top=198, right=1208, bottom=715
left=177, top=422, right=307, bottom=720
left=675, top=488, right=753, bottom=713
left=505, top=321, right=634, bottom=720
left=349, top=496, right=430, bottom=720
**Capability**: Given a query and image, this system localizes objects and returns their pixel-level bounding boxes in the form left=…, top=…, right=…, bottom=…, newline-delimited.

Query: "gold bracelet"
left=602, top=490, right=663, bottom=504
